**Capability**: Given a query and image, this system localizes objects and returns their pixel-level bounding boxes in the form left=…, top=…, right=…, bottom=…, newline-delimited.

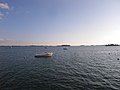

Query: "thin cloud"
left=0, top=12, right=4, bottom=19
left=0, top=38, right=32, bottom=46
left=0, top=2, right=10, bottom=9
left=0, top=2, right=10, bottom=20
left=0, top=38, right=16, bottom=45
left=0, top=38, right=15, bottom=42
left=0, top=38, right=4, bottom=41
left=0, top=12, right=4, bottom=16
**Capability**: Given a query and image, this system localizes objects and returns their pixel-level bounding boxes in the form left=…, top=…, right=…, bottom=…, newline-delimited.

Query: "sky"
left=0, top=0, right=120, bottom=46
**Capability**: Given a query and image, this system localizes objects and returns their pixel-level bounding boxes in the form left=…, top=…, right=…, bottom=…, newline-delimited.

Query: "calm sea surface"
left=0, top=46, right=120, bottom=90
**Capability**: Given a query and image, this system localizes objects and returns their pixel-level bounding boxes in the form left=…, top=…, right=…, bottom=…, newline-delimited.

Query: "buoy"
left=117, top=58, right=119, bottom=60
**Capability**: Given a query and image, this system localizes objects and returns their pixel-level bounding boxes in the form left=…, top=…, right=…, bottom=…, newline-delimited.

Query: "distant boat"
left=35, top=52, right=53, bottom=58
left=44, top=47, right=47, bottom=49
left=63, top=48, right=68, bottom=50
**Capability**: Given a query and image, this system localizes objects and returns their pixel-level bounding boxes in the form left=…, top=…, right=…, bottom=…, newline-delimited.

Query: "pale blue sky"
left=0, top=0, right=120, bottom=45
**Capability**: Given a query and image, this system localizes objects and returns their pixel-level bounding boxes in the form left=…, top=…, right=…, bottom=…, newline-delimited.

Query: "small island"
left=105, top=44, right=120, bottom=46
left=61, top=45, right=71, bottom=47
left=57, top=45, right=71, bottom=47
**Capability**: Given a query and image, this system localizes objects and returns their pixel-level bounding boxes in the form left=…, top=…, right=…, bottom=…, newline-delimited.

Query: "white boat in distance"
left=35, top=52, right=53, bottom=58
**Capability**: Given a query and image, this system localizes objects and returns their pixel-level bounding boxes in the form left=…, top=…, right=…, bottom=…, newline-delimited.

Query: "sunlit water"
left=0, top=46, right=120, bottom=90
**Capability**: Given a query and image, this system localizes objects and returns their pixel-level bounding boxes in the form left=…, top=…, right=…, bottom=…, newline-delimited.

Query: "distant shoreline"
left=0, top=44, right=120, bottom=47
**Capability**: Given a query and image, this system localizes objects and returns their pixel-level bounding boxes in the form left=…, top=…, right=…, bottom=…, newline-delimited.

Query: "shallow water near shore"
left=0, top=46, right=120, bottom=90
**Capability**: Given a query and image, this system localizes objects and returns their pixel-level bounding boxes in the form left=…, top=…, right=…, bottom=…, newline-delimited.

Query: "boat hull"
left=35, top=52, right=53, bottom=58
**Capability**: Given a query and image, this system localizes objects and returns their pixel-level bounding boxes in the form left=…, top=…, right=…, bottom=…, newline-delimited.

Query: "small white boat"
left=35, top=52, right=53, bottom=58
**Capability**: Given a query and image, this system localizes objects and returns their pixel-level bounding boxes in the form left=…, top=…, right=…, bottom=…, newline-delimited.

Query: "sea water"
left=0, top=46, right=120, bottom=90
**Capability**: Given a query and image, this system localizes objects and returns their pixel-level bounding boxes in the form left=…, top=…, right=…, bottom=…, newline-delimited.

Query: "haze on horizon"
left=0, top=0, right=120, bottom=46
